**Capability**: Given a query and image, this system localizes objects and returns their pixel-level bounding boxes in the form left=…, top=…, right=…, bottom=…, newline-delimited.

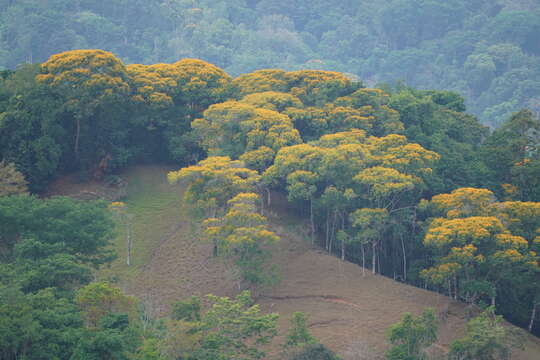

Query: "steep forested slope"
left=41, top=165, right=540, bottom=360
left=1, top=0, right=539, bottom=126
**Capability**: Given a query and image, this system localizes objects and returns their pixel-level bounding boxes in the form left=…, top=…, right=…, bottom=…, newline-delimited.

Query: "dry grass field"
left=47, top=165, right=540, bottom=359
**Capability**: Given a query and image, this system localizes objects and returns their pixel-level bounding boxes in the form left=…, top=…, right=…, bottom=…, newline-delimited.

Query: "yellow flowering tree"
left=127, top=59, right=233, bottom=161
left=201, top=193, right=279, bottom=286
left=168, top=156, right=260, bottom=220
left=192, top=101, right=301, bottom=161
left=421, top=189, right=540, bottom=309
left=37, top=50, right=130, bottom=163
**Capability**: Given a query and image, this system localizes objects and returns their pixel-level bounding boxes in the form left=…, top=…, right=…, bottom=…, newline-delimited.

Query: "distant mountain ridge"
left=1, top=0, right=539, bottom=126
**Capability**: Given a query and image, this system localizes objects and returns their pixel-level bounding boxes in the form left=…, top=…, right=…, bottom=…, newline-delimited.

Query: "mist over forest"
left=1, top=0, right=540, bottom=126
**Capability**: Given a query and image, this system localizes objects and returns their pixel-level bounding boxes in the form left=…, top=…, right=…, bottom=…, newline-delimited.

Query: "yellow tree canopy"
left=495, top=201, right=540, bottom=242
left=427, top=187, right=496, bottom=218
left=335, top=88, right=404, bottom=136
left=240, top=91, right=303, bottom=112
left=201, top=192, right=279, bottom=262
left=234, top=69, right=360, bottom=106
left=287, top=70, right=359, bottom=106
left=168, top=156, right=260, bottom=216
left=424, top=216, right=506, bottom=249
left=192, top=101, right=301, bottom=159
left=37, top=49, right=130, bottom=108
left=127, top=59, right=232, bottom=110
left=233, top=69, right=290, bottom=97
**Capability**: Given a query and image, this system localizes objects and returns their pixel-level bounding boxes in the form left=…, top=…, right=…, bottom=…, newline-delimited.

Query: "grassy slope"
left=48, top=165, right=540, bottom=359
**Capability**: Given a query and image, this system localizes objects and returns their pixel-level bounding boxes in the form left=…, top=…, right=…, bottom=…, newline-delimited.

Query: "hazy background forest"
left=1, top=0, right=540, bottom=127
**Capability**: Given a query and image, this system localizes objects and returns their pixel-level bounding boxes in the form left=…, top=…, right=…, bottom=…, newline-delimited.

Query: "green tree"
left=350, top=208, right=390, bottom=274
left=0, top=161, right=28, bottom=196
left=164, top=291, right=278, bottom=360
left=76, top=282, right=137, bottom=329
left=284, top=312, right=316, bottom=349
left=168, top=156, right=260, bottom=219
left=449, top=307, right=524, bottom=360
left=37, top=49, right=130, bottom=168
left=201, top=193, right=279, bottom=286
left=482, top=109, right=540, bottom=200
left=385, top=308, right=438, bottom=360
left=0, top=195, right=115, bottom=266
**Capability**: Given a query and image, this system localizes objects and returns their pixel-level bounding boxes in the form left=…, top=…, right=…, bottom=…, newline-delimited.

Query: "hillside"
left=47, top=165, right=540, bottom=359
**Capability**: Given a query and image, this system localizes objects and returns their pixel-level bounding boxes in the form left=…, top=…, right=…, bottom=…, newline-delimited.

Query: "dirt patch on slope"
left=256, top=206, right=540, bottom=360
left=47, top=166, right=540, bottom=359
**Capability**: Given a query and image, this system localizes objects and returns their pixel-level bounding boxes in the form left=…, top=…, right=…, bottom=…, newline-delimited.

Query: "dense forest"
left=1, top=0, right=540, bottom=126
left=2, top=0, right=540, bottom=358
left=1, top=46, right=540, bottom=359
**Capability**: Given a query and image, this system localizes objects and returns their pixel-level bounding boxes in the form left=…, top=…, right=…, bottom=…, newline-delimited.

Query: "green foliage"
left=0, top=286, right=83, bottom=360
left=201, top=193, right=279, bottom=287
left=286, top=343, right=340, bottom=360
left=76, top=282, right=137, bottom=328
left=285, top=312, right=316, bottom=349
left=0, top=195, right=115, bottom=266
left=420, top=188, right=540, bottom=328
left=168, top=157, right=260, bottom=218
left=1, top=0, right=539, bottom=126
left=449, top=307, right=524, bottom=360
left=385, top=308, right=438, bottom=360
left=0, top=161, right=28, bottom=196
left=0, top=194, right=141, bottom=360
left=172, top=296, right=201, bottom=322
left=481, top=109, right=540, bottom=201
left=163, top=291, right=278, bottom=360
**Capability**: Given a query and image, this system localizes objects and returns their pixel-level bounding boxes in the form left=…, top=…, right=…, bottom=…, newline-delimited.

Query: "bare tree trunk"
left=325, top=211, right=330, bottom=251
left=377, top=246, right=381, bottom=274
left=310, top=198, right=315, bottom=245
left=400, top=234, right=407, bottom=281
left=266, top=188, right=271, bottom=207
left=260, top=190, right=265, bottom=216
left=341, top=212, right=345, bottom=261
left=361, top=244, right=365, bottom=277
left=329, top=209, right=337, bottom=254
left=372, top=242, right=376, bottom=274
left=126, top=221, right=132, bottom=266
left=529, top=303, right=538, bottom=333
left=75, top=115, right=81, bottom=160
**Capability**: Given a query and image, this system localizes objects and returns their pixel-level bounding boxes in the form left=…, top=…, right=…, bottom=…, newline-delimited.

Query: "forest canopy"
left=1, top=34, right=540, bottom=360
left=1, top=0, right=539, bottom=127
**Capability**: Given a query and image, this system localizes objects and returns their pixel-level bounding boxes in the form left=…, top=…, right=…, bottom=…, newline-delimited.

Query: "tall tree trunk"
left=75, top=115, right=81, bottom=160
left=310, top=198, right=315, bottom=245
left=372, top=242, right=376, bottom=274
left=377, top=246, right=381, bottom=274
left=329, top=209, right=337, bottom=254
left=325, top=211, right=330, bottom=251
left=529, top=303, right=538, bottom=333
left=126, top=221, right=132, bottom=266
left=341, top=212, right=345, bottom=260
left=400, top=234, right=407, bottom=281
left=361, top=243, right=365, bottom=277
left=266, top=188, right=271, bottom=207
